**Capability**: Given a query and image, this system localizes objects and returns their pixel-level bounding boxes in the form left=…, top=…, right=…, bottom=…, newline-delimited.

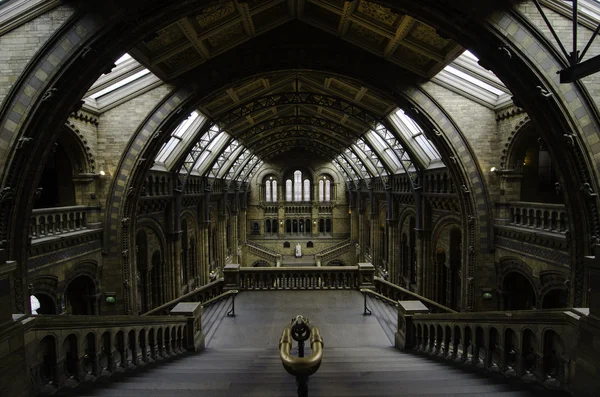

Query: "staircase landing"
left=57, top=291, right=567, bottom=397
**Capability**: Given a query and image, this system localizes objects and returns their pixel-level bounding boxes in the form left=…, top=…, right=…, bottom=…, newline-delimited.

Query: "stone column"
left=415, top=229, right=431, bottom=296
left=168, top=231, right=182, bottom=298
left=387, top=219, right=398, bottom=283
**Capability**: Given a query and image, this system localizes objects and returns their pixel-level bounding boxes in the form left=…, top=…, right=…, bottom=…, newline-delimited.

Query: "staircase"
left=52, top=291, right=568, bottom=397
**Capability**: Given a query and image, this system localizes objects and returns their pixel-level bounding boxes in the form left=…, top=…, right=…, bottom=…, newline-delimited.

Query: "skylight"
left=444, top=66, right=505, bottom=96
left=89, top=69, right=151, bottom=99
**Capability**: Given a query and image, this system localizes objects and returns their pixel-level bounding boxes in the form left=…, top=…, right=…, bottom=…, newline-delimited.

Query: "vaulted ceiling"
left=130, top=0, right=463, bottom=82
left=98, top=0, right=511, bottom=183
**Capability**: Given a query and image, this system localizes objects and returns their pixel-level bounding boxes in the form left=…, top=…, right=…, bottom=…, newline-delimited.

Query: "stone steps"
left=54, top=291, right=567, bottom=397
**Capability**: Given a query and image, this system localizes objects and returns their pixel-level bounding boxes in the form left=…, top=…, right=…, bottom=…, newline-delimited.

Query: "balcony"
left=30, top=206, right=102, bottom=240
left=508, top=201, right=568, bottom=234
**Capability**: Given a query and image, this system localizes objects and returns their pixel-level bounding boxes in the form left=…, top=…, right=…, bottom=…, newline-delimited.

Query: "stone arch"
left=63, top=122, right=95, bottom=174
left=29, top=275, right=59, bottom=315
left=1, top=1, right=600, bottom=312
left=498, top=257, right=540, bottom=310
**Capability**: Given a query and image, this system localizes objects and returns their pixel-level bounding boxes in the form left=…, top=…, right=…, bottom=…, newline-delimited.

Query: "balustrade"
left=30, top=206, right=101, bottom=240
left=508, top=202, right=568, bottom=233
left=143, top=279, right=224, bottom=316
left=239, top=267, right=360, bottom=290
left=314, top=239, right=354, bottom=265
left=25, top=306, right=203, bottom=395
left=396, top=308, right=586, bottom=392
left=374, top=277, right=454, bottom=314
left=284, top=202, right=312, bottom=215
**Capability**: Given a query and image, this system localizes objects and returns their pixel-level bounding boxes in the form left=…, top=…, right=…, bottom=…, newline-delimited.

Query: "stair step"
left=56, top=290, right=567, bottom=397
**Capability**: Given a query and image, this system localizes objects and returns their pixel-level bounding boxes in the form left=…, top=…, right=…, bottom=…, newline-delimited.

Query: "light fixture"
left=99, top=170, right=106, bottom=176
left=490, top=167, right=497, bottom=173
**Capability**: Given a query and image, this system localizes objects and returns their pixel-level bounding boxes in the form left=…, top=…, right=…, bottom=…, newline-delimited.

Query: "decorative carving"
left=582, top=183, right=598, bottom=197
left=41, top=88, right=58, bottom=102
left=563, top=132, right=576, bottom=148
left=126, top=187, right=135, bottom=196
left=121, top=217, right=130, bottom=225
left=498, top=45, right=512, bottom=59
left=536, top=85, right=553, bottom=98
left=0, top=187, right=15, bottom=203
left=15, top=137, right=33, bottom=150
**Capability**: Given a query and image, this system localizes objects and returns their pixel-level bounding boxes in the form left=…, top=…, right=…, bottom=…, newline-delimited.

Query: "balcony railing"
left=30, top=205, right=101, bottom=240
left=374, top=277, right=455, bottom=314
left=24, top=305, right=203, bottom=395
left=397, top=307, right=587, bottom=393
left=508, top=201, right=568, bottom=233
left=315, top=239, right=354, bottom=266
left=223, top=263, right=375, bottom=291
left=245, top=241, right=282, bottom=266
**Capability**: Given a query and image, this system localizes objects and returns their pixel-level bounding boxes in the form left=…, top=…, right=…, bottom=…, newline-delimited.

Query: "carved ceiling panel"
left=130, top=0, right=462, bottom=81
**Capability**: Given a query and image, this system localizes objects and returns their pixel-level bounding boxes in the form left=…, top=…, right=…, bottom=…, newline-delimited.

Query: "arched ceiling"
left=81, top=0, right=513, bottom=185
left=129, top=0, right=463, bottom=82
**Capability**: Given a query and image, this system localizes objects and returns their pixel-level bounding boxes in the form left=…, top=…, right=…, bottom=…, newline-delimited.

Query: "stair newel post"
left=170, top=302, right=205, bottom=352
left=396, top=301, right=429, bottom=351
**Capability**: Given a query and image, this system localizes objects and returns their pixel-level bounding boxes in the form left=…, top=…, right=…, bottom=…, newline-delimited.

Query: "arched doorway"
left=502, top=272, right=536, bottom=310
left=64, top=275, right=96, bottom=315
left=33, top=293, right=56, bottom=314
left=35, top=141, right=76, bottom=209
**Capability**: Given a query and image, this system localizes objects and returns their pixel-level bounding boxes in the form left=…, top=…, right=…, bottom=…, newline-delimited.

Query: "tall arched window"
left=303, top=179, right=310, bottom=201
left=264, top=176, right=277, bottom=202
left=286, top=179, right=292, bottom=201
left=318, top=176, right=331, bottom=202
left=294, top=171, right=302, bottom=201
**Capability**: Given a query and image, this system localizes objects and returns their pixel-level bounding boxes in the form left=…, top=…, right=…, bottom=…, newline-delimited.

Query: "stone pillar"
left=387, top=220, right=398, bottom=283
left=415, top=229, right=431, bottom=296
left=168, top=231, right=182, bottom=298
left=395, top=300, right=429, bottom=351
left=223, top=264, right=240, bottom=290
left=170, top=302, right=205, bottom=352
left=358, top=263, right=375, bottom=289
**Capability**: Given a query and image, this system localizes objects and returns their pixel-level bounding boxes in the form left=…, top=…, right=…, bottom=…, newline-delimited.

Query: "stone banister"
left=23, top=304, right=204, bottom=396
left=507, top=201, right=568, bottom=234
left=395, top=306, right=588, bottom=394
left=223, top=263, right=375, bottom=291
left=314, top=239, right=354, bottom=266
left=30, top=205, right=102, bottom=240
left=374, top=277, right=455, bottom=314
left=245, top=241, right=282, bottom=266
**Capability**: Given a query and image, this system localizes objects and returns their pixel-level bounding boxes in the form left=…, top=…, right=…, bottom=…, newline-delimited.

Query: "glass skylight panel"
left=156, top=137, right=180, bottom=163
left=415, top=135, right=441, bottom=160
left=115, top=53, right=132, bottom=65
left=89, top=69, right=151, bottom=99
left=444, top=66, right=505, bottom=96
left=173, top=111, right=199, bottom=138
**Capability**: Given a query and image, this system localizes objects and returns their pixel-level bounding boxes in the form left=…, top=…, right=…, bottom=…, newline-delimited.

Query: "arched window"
left=318, top=176, right=332, bottom=202
left=286, top=179, right=292, bottom=201
left=264, top=176, right=277, bottom=202
left=303, top=179, right=310, bottom=201
left=294, top=171, right=302, bottom=201
left=319, top=180, right=324, bottom=201
left=266, top=181, right=271, bottom=202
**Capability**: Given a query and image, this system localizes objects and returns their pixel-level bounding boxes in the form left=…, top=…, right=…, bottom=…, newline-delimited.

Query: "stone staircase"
left=52, top=291, right=568, bottom=397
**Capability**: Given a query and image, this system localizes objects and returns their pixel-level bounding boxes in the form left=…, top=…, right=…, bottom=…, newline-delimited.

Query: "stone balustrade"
left=143, top=278, right=224, bottom=316
left=30, top=206, right=101, bottom=240
left=374, top=277, right=454, bottom=314
left=508, top=201, right=568, bottom=233
left=24, top=303, right=203, bottom=395
left=284, top=202, right=312, bottom=215
left=314, top=239, right=354, bottom=266
left=395, top=307, right=586, bottom=393
left=223, top=263, right=375, bottom=291
left=245, top=241, right=282, bottom=266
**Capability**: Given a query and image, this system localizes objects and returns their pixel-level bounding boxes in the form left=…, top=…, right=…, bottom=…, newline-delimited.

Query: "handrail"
left=143, top=278, right=223, bottom=316
left=360, top=288, right=397, bottom=315
left=201, top=289, right=238, bottom=317
left=279, top=315, right=323, bottom=397
left=374, top=277, right=456, bottom=313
